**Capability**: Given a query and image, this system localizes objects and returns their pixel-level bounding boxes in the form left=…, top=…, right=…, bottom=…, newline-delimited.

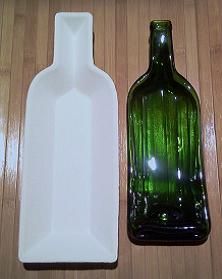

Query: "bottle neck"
left=149, top=21, right=175, bottom=74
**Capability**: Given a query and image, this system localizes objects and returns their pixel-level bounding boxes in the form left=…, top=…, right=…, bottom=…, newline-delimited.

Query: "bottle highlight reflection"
left=127, top=20, right=210, bottom=244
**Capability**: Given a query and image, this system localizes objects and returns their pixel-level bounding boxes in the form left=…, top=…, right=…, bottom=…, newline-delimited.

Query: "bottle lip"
left=150, top=20, right=172, bottom=30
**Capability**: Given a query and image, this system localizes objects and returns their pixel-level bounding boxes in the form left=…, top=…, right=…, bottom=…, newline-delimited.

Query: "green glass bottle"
left=127, top=20, right=210, bottom=244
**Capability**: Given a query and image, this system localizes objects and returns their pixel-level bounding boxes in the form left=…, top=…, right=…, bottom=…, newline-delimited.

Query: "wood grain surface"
left=0, top=0, right=221, bottom=278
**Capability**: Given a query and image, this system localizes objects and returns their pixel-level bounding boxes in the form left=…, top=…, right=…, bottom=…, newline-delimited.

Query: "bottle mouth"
left=151, top=20, right=172, bottom=30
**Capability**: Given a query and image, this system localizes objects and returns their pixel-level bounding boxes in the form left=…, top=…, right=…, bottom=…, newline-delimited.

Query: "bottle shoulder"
left=173, top=70, right=200, bottom=104
left=128, top=69, right=200, bottom=107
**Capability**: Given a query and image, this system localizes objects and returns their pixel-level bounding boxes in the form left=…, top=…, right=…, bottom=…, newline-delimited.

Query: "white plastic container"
left=18, top=12, right=119, bottom=263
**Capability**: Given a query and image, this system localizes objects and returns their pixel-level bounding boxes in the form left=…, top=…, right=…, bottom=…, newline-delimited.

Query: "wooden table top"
left=0, top=0, right=222, bottom=278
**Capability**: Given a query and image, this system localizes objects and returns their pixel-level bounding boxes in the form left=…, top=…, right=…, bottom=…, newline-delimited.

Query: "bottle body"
left=127, top=21, right=210, bottom=244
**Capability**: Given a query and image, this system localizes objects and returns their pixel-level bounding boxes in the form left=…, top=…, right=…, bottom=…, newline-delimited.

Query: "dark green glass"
left=127, top=20, right=210, bottom=244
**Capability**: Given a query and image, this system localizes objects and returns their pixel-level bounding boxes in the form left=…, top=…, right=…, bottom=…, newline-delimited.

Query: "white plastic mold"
left=18, top=12, right=119, bottom=263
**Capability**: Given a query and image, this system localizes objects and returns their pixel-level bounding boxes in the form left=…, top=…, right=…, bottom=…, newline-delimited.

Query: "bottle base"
left=128, top=222, right=210, bottom=246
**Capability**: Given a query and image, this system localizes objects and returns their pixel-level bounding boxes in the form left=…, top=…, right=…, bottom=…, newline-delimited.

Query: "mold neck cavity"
left=53, top=13, right=94, bottom=69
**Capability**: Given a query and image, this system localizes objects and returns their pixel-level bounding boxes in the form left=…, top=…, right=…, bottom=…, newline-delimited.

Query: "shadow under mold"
left=24, top=260, right=118, bottom=271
